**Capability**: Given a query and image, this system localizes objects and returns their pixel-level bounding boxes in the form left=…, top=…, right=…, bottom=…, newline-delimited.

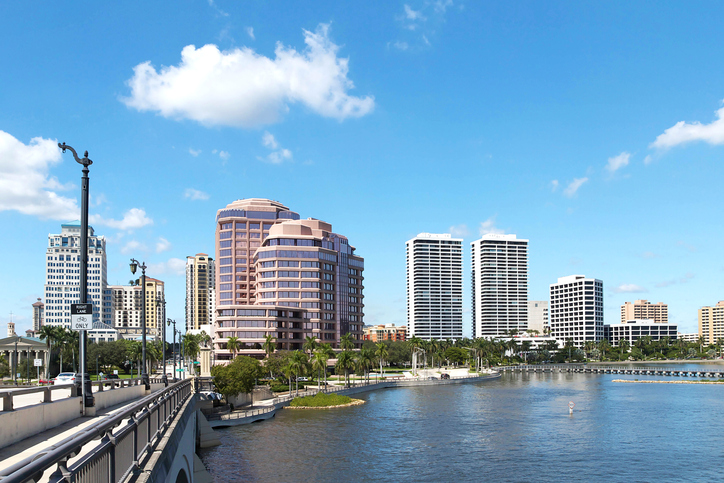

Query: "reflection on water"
left=200, top=367, right=724, bottom=483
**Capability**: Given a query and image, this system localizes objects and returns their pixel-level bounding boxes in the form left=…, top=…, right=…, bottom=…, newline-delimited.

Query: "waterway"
left=200, top=363, right=724, bottom=482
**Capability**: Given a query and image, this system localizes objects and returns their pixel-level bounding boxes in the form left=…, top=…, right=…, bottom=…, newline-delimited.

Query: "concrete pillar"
left=200, top=347, right=211, bottom=377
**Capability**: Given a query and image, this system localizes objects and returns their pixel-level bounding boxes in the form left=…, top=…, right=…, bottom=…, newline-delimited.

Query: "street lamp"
left=59, top=142, right=95, bottom=409
left=130, top=259, right=150, bottom=389
left=157, top=295, right=168, bottom=386
left=168, top=318, right=176, bottom=382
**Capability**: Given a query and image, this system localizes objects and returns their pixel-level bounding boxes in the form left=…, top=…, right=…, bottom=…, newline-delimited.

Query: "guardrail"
left=0, top=379, right=193, bottom=483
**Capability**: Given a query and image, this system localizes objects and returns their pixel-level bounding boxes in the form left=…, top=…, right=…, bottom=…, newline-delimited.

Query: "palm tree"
left=289, top=351, right=309, bottom=395
left=263, top=334, right=276, bottom=358
left=127, top=341, right=142, bottom=377
left=717, top=338, right=724, bottom=359
left=521, top=341, right=532, bottom=363
left=356, top=347, right=375, bottom=383
left=303, top=336, right=318, bottom=358
left=618, top=339, right=630, bottom=360
left=340, top=333, right=355, bottom=351
left=39, top=325, right=58, bottom=379
left=598, top=339, right=611, bottom=361
left=226, top=336, right=241, bottom=360
left=319, top=343, right=334, bottom=385
left=335, top=350, right=355, bottom=388
left=375, top=342, right=389, bottom=379
left=312, top=349, right=329, bottom=390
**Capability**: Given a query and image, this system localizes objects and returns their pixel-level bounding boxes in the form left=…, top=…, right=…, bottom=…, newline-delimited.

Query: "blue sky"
left=1, top=1, right=723, bottom=337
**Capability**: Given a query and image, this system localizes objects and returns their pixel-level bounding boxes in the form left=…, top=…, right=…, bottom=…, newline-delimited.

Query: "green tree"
left=340, top=333, right=355, bottom=351
left=356, top=347, right=375, bottom=383
left=618, top=339, right=630, bottom=360
left=266, top=350, right=293, bottom=382
left=289, top=351, right=309, bottom=395
left=226, top=336, right=241, bottom=359
left=312, top=349, right=329, bottom=390
left=263, top=334, right=276, bottom=359
left=303, top=336, right=318, bottom=358
left=211, top=356, right=262, bottom=400
left=375, top=342, right=389, bottom=378
left=335, top=350, right=355, bottom=387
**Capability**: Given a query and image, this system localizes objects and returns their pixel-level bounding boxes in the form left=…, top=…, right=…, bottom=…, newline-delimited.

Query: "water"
left=200, top=364, right=724, bottom=482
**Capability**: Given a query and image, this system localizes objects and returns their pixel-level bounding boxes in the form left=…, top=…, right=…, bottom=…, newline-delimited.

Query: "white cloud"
left=260, top=132, right=292, bottom=164
left=0, top=131, right=80, bottom=220
left=676, top=240, right=697, bottom=253
left=207, top=0, right=229, bottom=17
left=219, top=151, right=230, bottom=160
left=550, top=179, right=559, bottom=192
left=90, top=193, right=107, bottom=208
left=122, top=24, right=374, bottom=128
left=184, top=188, right=209, bottom=201
left=563, top=177, right=588, bottom=198
left=655, top=272, right=695, bottom=288
left=643, top=154, right=653, bottom=165
left=479, top=217, right=505, bottom=236
left=120, top=240, right=147, bottom=255
left=148, top=257, right=187, bottom=276
left=651, top=102, right=724, bottom=149
left=156, top=237, right=171, bottom=253
left=433, top=0, right=454, bottom=13
left=189, top=148, right=201, bottom=157
left=246, top=27, right=255, bottom=40
left=404, top=4, right=426, bottom=20
left=448, top=224, right=470, bottom=237
left=605, top=152, right=630, bottom=173
left=91, top=208, right=153, bottom=230
left=611, top=284, right=648, bottom=294
left=392, top=41, right=409, bottom=51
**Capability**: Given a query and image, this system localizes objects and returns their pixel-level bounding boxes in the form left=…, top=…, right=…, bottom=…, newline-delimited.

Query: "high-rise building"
left=109, top=277, right=164, bottom=340
left=527, top=301, right=548, bottom=334
left=213, top=200, right=364, bottom=360
left=43, top=222, right=109, bottom=328
left=621, top=300, right=668, bottom=324
left=406, top=233, right=463, bottom=340
left=471, top=234, right=528, bottom=338
left=186, top=254, right=216, bottom=331
left=549, top=275, right=603, bottom=348
left=32, top=298, right=45, bottom=331
left=698, top=301, right=724, bottom=345
left=215, top=199, right=300, bottom=307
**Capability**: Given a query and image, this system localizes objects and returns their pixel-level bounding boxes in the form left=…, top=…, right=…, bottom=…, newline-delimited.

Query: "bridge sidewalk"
left=0, top=390, right=160, bottom=474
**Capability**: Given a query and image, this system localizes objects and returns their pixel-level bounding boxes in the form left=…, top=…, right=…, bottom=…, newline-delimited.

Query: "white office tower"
left=471, top=234, right=529, bottom=338
left=527, top=301, right=549, bottom=334
left=44, top=222, right=109, bottom=329
left=185, top=254, right=216, bottom=331
left=406, top=233, right=463, bottom=340
left=549, top=275, right=603, bottom=348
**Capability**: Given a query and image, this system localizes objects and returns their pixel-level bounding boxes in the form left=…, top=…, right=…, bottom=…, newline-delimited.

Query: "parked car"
left=296, top=377, right=309, bottom=382
left=53, top=373, right=90, bottom=385
left=102, top=374, right=119, bottom=380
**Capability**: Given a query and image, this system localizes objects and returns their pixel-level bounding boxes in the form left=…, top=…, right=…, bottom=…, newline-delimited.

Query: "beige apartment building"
left=186, top=254, right=215, bottom=331
left=698, top=301, right=724, bottom=345
left=363, top=324, right=407, bottom=343
left=109, top=277, right=164, bottom=340
left=621, top=300, right=668, bottom=324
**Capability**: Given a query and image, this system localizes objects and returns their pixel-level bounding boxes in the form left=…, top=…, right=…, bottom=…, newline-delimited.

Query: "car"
left=53, top=373, right=90, bottom=385
left=428, top=376, right=437, bottom=380
left=440, top=373, right=450, bottom=380
left=296, top=377, right=309, bottom=382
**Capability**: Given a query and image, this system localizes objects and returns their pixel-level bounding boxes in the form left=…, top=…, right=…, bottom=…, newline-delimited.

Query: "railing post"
left=43, top=387, right=52, bottom=403
left=1, top=393, right=13, bottom=411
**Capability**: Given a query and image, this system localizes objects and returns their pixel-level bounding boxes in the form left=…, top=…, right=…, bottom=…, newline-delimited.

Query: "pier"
left=499, top=364, right=724, bottom=378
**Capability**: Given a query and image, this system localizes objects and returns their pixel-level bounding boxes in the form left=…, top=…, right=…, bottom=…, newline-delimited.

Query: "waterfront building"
left=32, top=298, right=44, bottom=331
left=621, top=300, right=668, bottom=324
left=678, top=332, right=700, bottom=342
left=214, top=202, right=364, bottom=360
left=406, top=233, right=463, bottom=340
left=186, top=254, right=216, bottom=331
left=504, top=335, right=561, bottom=352
left=363, top=324, right=407, bottom=343
left=549, top=275, right=603, bottom=348
left=109, top=278, right=165, bottom=340
left=471, top=234, right=528, bottom=338
left=43, top=222, right=109, bottom=328
left=698, top=301, right=724, bottom=345
left=604, top=319, right=678, bottom=347
left=526, top=301, right=548, bottom=335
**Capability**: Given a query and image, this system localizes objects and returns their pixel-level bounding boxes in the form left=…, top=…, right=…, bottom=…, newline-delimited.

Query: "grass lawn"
left=289, top=392, right=354, bottom=407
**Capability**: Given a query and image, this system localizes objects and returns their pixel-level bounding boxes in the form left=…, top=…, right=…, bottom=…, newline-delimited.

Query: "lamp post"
left=59, top=142, right=95, bottom=410
left=157, top=295, right=168, bottom=386
left=168, top=318, right=176, bottom=382
left=130, top=259, right=150, bottom=389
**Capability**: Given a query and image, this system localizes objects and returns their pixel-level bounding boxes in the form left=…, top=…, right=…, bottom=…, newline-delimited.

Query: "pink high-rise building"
left=214, top=199, right=364, bottom=360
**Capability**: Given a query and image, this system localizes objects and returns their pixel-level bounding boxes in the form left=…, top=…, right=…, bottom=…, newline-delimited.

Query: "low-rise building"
left=363, top=324, right=407, bottom=343
left=678, top=332, right=700, bottom=342
left=604, top=319, right=678, bottom=347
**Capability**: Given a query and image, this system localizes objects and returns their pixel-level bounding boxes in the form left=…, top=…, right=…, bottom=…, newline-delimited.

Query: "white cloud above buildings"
left=148, top=257, right=187, bottom=276
left=448, top=224, right=470, bottom=237
left=156, top=237, right=172, bottom=253
left=122, top=24, right=374, bottom=128
left=605, top=152, right=630, bottom=173
left=651, top=101, right=724, bottom=149
left=611, top=283, right=648, bottom=294
left=260, top=131, right=292, bottom=164
left=0, top=130, right=79, bottom=221
left=184, top=188, right=209, bottom=201
left=563, top=177, right=588, bottom=198
left=478, top=217, right=505, bottom=236
left=90, top=208, right=153, bottom=231
left=120, top=240, right=148, bottom=255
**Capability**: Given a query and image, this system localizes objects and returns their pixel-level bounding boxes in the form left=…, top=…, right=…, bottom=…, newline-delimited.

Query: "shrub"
left=289, top=393, right=353, bottom=407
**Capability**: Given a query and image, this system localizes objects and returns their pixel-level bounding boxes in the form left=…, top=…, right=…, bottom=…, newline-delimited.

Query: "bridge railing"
left=0, top=379, right=194, bottom=483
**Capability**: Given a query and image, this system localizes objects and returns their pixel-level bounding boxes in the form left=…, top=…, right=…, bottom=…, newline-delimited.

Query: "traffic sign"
left=71, top=304, right=93, bottom=330
left=34, top=359, right=42, bottom=367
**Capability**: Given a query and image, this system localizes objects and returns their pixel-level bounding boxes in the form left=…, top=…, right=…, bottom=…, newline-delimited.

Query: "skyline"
left=2, top=2, right=724, bottom=336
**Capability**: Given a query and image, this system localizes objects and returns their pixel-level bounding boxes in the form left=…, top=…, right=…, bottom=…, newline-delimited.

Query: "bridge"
left=0, top=378, right=213, bottom=483
left=499, top=364, right=724, bottom=378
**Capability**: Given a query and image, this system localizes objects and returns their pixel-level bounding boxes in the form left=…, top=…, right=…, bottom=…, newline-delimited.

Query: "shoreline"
left=613, top=379, right=724, bottom=385
left=286, top=398, right=365, bottom=409
left=588, top=360, right=724, bottom=365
